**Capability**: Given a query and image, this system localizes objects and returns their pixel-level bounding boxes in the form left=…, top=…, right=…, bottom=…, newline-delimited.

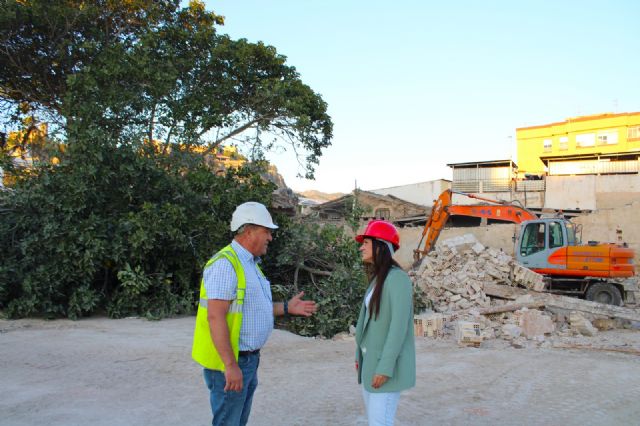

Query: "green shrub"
left=267, top=221, right=367, bottom=338
left=0, top=138, right=274, bottom=319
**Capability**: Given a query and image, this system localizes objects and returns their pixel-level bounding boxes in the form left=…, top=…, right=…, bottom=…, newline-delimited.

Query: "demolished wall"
left=410, top=233, right=639, bottom=348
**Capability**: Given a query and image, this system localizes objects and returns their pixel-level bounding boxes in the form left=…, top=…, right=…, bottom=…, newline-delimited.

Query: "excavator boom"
left=414, top=189, right=538, bottom=260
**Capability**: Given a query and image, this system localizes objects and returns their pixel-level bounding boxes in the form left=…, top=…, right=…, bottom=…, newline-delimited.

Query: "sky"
left=202, top=0, right=640, bottom=194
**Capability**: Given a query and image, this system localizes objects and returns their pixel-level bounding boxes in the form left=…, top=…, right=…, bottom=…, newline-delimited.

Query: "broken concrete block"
left=471, top=242, right=485, bottom=255
left=514, top=294, right=535, bottom=304
left=591, top=318, right=616, bottom=331
left=501, top=323, right=522, bottom=340
left=456, top=299, right=472, bottom=310
left=569, top=311, right=598, bottom=336
left=487, top=248, right=498, bottom=257
left=512, top=264, right=546, bottom=291
left=517, top=309, right=555, bottom=338
left=414, top=313, right=445, bottom=338
left=455, top=321, right=483, bottom=347
left=511, top=339, right=526, bottom=349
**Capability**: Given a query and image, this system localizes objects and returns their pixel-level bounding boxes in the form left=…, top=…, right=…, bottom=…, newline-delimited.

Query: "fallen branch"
left=298, top=264, right=332, bottom=277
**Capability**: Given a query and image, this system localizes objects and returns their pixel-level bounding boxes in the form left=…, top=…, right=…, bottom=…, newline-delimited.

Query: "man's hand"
left=224, top=363, right=243, bottom=392
left=371, top=374, right=388, bottom=389
left=287, top=291, right=317, bottom=317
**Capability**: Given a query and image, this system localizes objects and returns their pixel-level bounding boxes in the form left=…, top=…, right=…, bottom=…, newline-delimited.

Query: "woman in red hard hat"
left=353, top=220, right=416, bottom=426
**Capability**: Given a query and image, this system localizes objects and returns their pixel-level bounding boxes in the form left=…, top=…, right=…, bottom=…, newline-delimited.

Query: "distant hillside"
left=297, top=190, right=345, bottom=203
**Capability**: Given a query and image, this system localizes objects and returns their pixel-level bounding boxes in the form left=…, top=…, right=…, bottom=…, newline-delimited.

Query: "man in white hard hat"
left=192, top=201, right=317, bottom=426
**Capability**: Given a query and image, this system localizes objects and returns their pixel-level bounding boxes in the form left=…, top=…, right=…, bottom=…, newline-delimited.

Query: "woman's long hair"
left=365, top=238, right=402, bottom=320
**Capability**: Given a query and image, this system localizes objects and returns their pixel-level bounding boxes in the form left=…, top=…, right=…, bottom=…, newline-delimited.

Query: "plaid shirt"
left=204, top=240, right=274, bottom=351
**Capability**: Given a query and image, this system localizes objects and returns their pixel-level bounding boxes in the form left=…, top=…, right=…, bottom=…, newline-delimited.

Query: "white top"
left=365, top=286, right=374, bottom=309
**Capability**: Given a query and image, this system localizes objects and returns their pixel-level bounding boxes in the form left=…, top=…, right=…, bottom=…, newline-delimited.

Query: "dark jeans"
left=203, top=352, right=260, bottom=426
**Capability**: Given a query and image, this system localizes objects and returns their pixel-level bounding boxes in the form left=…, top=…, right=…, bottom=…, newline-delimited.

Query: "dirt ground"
left=2, top=316, right=640, bottom=426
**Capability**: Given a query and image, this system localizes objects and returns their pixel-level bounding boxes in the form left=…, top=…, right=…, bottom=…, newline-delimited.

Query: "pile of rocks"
left=410, top=234, right=543, bottom=313
left=410, top=234, right=610, bottom=346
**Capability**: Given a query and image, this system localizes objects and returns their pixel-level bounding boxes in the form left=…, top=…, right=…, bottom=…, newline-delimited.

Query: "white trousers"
left=361, top=387, right=401, bottom=426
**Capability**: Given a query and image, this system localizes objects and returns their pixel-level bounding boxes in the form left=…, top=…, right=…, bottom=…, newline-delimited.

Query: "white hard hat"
left=230, top=201, right=279, bottom=232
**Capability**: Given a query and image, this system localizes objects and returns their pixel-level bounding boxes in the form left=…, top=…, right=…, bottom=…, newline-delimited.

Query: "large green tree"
left=0, top=0, right=332, bottom=178
left=0, top=2, right=372, bottom=336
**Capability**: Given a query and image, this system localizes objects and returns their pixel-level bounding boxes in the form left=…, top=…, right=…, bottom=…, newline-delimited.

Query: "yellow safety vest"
left=192, top=244, right=246, bottom=371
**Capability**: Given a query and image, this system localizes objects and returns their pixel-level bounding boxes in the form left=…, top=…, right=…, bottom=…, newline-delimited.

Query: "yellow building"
left=516, top=112, right=640, bottom=177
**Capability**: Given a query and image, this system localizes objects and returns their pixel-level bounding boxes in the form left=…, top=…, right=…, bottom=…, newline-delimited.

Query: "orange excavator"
left=414, top=189, right=637, bottom=306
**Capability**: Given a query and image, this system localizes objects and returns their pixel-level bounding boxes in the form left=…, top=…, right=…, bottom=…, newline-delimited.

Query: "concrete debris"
left=455, top=321, right=483, bottom=347
left=411, top=233, right=540, bottom=316
left=410, top=233, right=639, bottom=346
left=569, top=312, right=598, bottom=336
left=501, top=323, right=522, bottom=340
left=512, top=263, right=546, bottom=291
left=510, top=339, right=526, bottom=349
left=515, top=308, right=555, bottom=339
left=591, top=318, right=616, bottom=331
left=514, top=294, right=535, bottom=304
left=414, top=312, right=445, bottom=338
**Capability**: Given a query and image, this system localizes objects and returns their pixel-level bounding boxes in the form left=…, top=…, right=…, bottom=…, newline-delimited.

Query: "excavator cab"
left=519, top=219, right=576, bottom=257
left=517, top=218, right=575, bottom=271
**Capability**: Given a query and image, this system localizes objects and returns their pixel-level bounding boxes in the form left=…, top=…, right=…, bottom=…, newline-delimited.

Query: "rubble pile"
left=410, top=234, right=634, bottom=347
left=410, top=234, right=543, bottom=313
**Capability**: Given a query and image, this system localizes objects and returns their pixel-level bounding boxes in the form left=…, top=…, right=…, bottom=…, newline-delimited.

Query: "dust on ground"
left=1, top=316, right=640, bottom=426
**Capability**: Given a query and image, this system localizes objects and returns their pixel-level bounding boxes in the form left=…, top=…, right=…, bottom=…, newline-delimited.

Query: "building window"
left=543, top=139, right=552, bottom=152
left=559, top=136, right=569, bottom=151
left=575, top=133, right=595, bottom=148
left=629, top=126, right=640, bottom=141
left=597, top=131, right=618, bottom=145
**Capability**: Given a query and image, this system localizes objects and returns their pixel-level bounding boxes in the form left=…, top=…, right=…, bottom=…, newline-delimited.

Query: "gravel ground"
left=1, top=316, right=640, bottom=426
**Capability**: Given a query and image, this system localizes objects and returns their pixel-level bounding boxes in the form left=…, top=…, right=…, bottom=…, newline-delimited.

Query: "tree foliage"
left=1, top=0, right=332, bottom=178
left=266, top=220, right=367, bottom=338
left=0, top=139, right=275, bottom=319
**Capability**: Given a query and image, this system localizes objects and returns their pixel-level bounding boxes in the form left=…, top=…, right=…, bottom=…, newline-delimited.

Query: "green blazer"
left=355, top=266, right=416, bottom=393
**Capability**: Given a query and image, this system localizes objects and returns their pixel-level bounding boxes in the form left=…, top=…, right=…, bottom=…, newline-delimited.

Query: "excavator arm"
left=413, top=189, right=538, bottom=260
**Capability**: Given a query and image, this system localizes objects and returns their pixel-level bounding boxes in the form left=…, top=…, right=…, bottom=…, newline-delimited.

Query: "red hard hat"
left=355, top=220, right=400, bottom=250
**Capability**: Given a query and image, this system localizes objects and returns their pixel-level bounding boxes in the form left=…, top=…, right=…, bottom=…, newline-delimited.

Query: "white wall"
left=545, top=174, right=640, bottom=210
left=368, top=180, right=450, bottom=207
left=450, top=191, right=545, bottom=208
left=594, top=174, right=640, bottom=208
left=545, top=176, right=597, bottom=210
